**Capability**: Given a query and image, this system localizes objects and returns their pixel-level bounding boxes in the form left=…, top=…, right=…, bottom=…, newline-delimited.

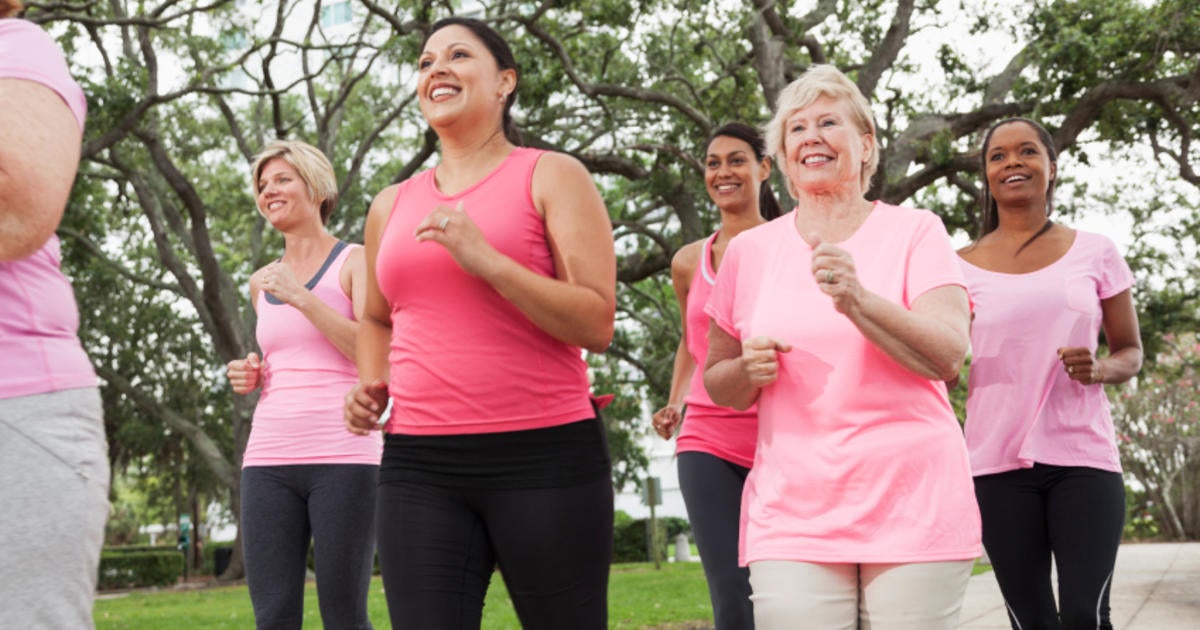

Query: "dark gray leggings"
left=678, top=451, right=754, bottom=630
left=241, top=464, right=378, bottom=630
left=975, top=464, right=1125, bottom=630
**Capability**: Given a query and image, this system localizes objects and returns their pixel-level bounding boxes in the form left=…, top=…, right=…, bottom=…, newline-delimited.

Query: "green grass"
left=94, top=561, right=711, bottom=630
left=94, top=560, right=991, bottom=629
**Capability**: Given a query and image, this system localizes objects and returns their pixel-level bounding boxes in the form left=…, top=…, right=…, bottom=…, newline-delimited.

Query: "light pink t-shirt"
left=374, top=147, right=593, bottom=436
left=960, top=230, right=1133, bottom=475
left=0, top=19, right=95, bottom=400
left=243, top=243, right=382, bottom=466
left=676, top=232, right=756, bottom=469
left=706, top=202, right=981, bottom=565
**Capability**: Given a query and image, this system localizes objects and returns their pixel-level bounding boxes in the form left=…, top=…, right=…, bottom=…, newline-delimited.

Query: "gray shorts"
left=0, top=387, right=110, bottom=630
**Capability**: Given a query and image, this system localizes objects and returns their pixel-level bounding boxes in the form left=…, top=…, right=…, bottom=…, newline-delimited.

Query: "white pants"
left=749, top=559, right=974, bottom=630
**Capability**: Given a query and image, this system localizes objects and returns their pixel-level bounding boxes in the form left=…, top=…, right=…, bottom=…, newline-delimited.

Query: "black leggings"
left=677, top=451, right=753, bottom=630
left=974, top=464, right=1124, bottom=630
left=376, top=475, right=613, bottom=629
left=241, top=464, right=378, bottom=630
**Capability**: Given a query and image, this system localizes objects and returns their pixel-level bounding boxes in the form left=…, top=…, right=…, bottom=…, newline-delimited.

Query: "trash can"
left=214, top=546, right=233, bottom=577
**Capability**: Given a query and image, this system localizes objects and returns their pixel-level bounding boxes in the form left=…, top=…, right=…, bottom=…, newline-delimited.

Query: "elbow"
left=582, top=326, right=614, bottom=354
left=936, top=354, right=966, bottom=383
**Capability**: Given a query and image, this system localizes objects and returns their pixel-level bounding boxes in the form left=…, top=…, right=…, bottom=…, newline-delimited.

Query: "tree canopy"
left=19, top=0, right=1200, bottom=572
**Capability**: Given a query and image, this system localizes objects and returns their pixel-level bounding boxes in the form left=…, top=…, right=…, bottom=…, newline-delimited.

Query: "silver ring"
left=824, top=269, right=835, bottom=283
left=438, top=216, right=450, bottom=231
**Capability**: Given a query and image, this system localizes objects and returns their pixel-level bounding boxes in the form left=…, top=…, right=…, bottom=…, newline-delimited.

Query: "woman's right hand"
left=741, top=336, right=792, bottom=389
left=226, top=352, right=262, bottom=394
left=344, top=379, right=389, bottom=435
left=652, top=404, right=683, bottom=440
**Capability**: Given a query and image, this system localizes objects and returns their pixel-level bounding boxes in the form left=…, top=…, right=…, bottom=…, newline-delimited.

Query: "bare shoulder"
left=370, top=184, right=401, bottom=215
left=672, top=239, right=704, bottom=274
left=534, top=150, right=589, bottom=179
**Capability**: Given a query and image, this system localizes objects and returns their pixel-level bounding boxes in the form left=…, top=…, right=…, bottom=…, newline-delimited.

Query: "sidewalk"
left=959, top=542, right=1200, bottom=628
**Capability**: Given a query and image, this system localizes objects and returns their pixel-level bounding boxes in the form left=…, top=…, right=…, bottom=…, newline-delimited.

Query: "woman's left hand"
left=811, top=235, right=865, bottom=314
left=414, top=201, right=499, bottom=277
left=1058, top=346, right=1104, bottom=385
left=260, top=261, right=307, bottom=306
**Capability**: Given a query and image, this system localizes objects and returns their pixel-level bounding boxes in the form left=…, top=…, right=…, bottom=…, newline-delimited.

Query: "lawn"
left=94, top=560, right=991, bottom=629
left=94, top=561, right=713, bottom=630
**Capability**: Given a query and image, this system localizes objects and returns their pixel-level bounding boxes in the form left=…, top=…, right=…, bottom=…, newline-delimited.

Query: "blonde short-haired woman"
left=226, top=139, right=381, bottom=629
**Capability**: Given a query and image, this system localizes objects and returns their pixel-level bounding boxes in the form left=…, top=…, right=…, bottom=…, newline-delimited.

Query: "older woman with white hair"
left=225, top=139, right=380, bottom=629
left=703, top=65, right=981, bottom=629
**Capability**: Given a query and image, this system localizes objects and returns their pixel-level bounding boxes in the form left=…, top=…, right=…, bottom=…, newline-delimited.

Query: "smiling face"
left=705, top=135, right=769, bottom=213
left=984, top=121, right=1056, bottom=211
left=782, top=95, right=873, bottom=197
left=416, top=24, right=515, bottom=131
left=256, top=158, right=317, bottom=229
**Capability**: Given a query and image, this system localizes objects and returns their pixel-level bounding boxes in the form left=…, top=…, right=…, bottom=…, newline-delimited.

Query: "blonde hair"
left=764, top=65, right=879, bottom=196
left=250, top=140, right=338, bottom=224
left=1, top=0, right=23, bottom=18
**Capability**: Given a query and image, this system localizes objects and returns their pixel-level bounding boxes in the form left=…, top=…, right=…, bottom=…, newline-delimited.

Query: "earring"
left=498, top=93, right=507, bottom=103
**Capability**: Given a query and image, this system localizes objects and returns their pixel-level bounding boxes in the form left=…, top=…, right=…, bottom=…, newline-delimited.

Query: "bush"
left=613, top=516, right=690, bottom=563
left=98, top=550, right=183, bottom=590
left=104, top=545, right=179, bottom=554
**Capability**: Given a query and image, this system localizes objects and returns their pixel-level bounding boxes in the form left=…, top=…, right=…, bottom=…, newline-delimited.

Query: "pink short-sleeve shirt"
left=706, top=202, right=981, bottom=565
left=960, top=230, right=1134, bottom=475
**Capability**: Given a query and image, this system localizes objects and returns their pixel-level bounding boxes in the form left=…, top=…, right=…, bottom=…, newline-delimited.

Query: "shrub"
left=98, top=550, right=183, bottom=590
left=612, top=516, right=691, bottom=563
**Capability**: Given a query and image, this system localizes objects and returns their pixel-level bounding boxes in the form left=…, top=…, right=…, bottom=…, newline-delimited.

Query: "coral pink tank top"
left=675, top=232, right=757, bottom=468
left=375, top=147, right=593, bottom=435
left=244, top=242, right=382, bottom=466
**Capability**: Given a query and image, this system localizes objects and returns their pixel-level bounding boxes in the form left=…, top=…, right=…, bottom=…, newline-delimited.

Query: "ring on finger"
left=438, top=216, right=450, bottom=231
left=824, top=269, right=835, bottom=283
left=1067, top=365, right=1073, bottom=374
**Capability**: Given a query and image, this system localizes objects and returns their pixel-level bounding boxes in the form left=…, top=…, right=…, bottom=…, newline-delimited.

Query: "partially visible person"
left=343, top=17, right=616, bottom=630
left=0, top=2, right=111, bottom=628
left=958, top=117, right=1142, bottom=630
left=226, top=140, right=380, bottom=629
left=703, top=65, right=980, bottom=629
left=651, top=122, right=782, bottom=630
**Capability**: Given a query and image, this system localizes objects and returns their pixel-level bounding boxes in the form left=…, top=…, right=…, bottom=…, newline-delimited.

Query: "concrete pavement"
left=959, top=542, right=1200, bottom=629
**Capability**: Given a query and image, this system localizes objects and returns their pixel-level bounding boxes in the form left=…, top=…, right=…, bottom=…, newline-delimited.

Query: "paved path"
left=959, top=542, right=1200, bottom=628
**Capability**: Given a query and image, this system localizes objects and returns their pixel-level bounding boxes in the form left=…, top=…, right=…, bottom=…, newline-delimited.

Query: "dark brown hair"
left=708, top=122, right=784, bottom=220
left=425, top=17, right=521, bottom=145
left=0, top=0, right=24, bottom=19
left=976, top=117, right=1058, bottom=252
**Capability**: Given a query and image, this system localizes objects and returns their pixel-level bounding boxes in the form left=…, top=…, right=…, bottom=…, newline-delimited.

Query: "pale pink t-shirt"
left=960, top=230, right=1133, bottom=475
left=676, top=232, right=756, bottom=469
left=243, top=243, right=382, bottom=466
left=0, top=19, right=95, bottom=400
left=706, top=202, right=981, bottom=565
left=374, top=147, right=593, bottom=436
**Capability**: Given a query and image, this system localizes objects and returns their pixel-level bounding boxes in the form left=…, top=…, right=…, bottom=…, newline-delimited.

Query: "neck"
left=281, top=227, right=335, bottom=263
left=437, top=123, right=511, bottom=168
left=717, top=205, right=766, bottom=241
left=994, top=201, right=1050, bottom=236
left=794, top=188, right=871, bottom=221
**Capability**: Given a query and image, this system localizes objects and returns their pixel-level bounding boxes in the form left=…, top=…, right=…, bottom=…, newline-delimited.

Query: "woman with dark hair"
left=344, top=16, right=616, bottom=630
left=651, top=122, right=781, bottom=629
left=958, top=117, right=1142, bottom=630
left=1, top=3, right=110, bottom=628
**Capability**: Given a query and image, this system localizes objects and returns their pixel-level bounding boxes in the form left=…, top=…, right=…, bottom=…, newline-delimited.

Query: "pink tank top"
left=243, top=242, right=382, bottom=466
left=375, top=147, right=593, bottom=435
left=675, top=232, right=757, bottom=468
left=0, top=19, right=95, bottom=400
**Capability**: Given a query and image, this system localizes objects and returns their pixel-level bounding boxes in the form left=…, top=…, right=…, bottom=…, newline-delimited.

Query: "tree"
left=1114, top=333, right=1200, bottom=540
left=23, top=0, right=1200, bottom=576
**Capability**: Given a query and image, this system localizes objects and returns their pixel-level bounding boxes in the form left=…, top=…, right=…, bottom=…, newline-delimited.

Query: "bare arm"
left=414, top=153, right=617, bottom=352
left=812, top=239, right=969, bottom=380
left=344, top=187, right=397, bottom=433
left=0, top=79, right=82, bottom=261
left=704, top=322, right=791, bottom=412
left=1059, top=288, right=1142, bottom=385
left=652, top=244, right=699, bottom=439
left=842, top=286, right=971, bottom=381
